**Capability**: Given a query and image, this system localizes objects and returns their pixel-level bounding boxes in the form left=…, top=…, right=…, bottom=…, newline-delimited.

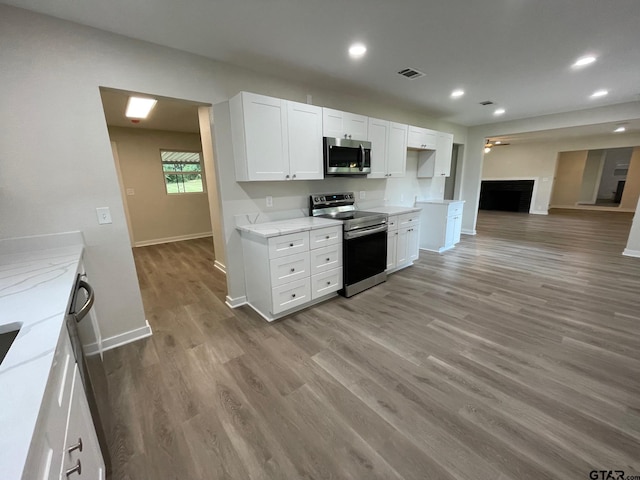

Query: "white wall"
left=0, top=5, right=465, bottom=338
left=477, top=131, right=640, bottom=218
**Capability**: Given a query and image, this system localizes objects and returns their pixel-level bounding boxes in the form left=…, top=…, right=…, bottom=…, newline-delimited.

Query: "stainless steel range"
left=310, top=192, right=388, bottom=297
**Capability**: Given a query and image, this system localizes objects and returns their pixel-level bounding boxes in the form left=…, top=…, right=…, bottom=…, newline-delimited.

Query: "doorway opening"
left=444, top=143, right=462, bottom=200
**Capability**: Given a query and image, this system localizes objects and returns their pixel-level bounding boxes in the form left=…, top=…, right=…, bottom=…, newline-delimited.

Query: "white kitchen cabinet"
left=62, top=367, right=105, bottom=480
left=241, top=223, right=343, bottom=321
left=416, top=200, right=464, bottom=253
left=367, top=119, right=408, bottom=178
left=229, top=92, right=323, bottom=181
left=417, top=132, right=454, bottom=178
left=322, top=107, right=368, bottom=141
left=407, top=125, right=437, bottom=149
left=385, top=212, right=420, bottom=273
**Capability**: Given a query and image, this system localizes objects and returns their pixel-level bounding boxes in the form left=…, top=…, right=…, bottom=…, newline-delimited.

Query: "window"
left=160, top=150, right=205, bottom=194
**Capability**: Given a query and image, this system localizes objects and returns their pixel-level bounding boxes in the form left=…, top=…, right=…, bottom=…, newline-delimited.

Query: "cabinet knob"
left=292, top=174, right=297, bottom=179
left=66, top=460, right=82, bottom=477
left=344, top=134, right=348, bottom=139
left=292, top=293, right=296, bottom=298
left=289, top=243, right=294, bottom=247
left=349, top=134, right=352, bottom=139
left=326, top=257, right=330, bottom=261
left=326, top=235, right=330, bottom=239
left=290, top=268, right=295, bottom=272
left=327, top=281, right=331, bottom=285
left=68, top=438, right=83, bottom=454
left=285, top=174, right=290, bottom=179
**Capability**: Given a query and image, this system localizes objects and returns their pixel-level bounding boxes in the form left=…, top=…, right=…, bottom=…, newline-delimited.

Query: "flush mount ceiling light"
left=590, top=89, right=608, bottom=98
left=572, top=55, right=596, bottom=68
left=348, top=43, right=367, bottom=59
left=125, top=97, right=157, bottom=119
left=494, top=108, right=506, bottom=116
left=614, top=126, right=626, bottom=133
left=484, top=146, right=492, bottom=154
left=451, top=89, right=465, bottom=98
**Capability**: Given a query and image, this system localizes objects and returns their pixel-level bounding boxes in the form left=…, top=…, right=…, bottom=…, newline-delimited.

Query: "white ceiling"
left=8, top=0, right=640, bottom=126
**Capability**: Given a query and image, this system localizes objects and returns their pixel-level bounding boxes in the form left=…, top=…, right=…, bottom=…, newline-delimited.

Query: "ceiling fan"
left=484, top=139, right=510, bottom=153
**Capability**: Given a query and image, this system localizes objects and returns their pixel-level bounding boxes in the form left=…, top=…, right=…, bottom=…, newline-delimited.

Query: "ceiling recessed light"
left=451, top=89, right=465, bottom=98
left=348, top=43, right=367, bottom=59
left=572, top=56, right=596, bottom=68
left=125, top=97, right=157, bottom=119
left=590, top=89, right=608, bottom=98
left=494, top=108, right=506, bottom=116
left=614, top=126, right=626, bottom=133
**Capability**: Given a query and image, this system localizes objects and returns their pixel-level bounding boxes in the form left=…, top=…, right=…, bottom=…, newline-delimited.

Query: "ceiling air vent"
left=397, top=68, right=426, bottom=79
left=479, top=100, right=495, bottom=106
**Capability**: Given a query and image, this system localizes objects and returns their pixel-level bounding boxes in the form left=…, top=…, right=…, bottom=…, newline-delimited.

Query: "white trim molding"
left=214, top=260, right=226, bottom=274
left=549, top=205, right=635, bottom=213
left=461, top=229, right=477, bottom=235
left=226, top=295, right=247, bottom=309
left=134, top=232, right=213, bottom=247
left=623, top=248, right=640, bottom=258
left=96, top=320, right=153, bottom=352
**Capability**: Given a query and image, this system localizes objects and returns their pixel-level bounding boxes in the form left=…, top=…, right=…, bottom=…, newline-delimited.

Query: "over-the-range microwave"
left=324, top=137, right=372, bottom=175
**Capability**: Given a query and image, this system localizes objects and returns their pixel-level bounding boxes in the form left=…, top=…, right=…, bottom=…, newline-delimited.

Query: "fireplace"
left=480, top=180, right=534, bottom=213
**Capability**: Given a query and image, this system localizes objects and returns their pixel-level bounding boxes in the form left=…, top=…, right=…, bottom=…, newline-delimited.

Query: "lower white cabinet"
left=23, top=331, right=105, bottom=480
left=241, top=224, right=343, bottom=321
left=416, top=200, right=464, bottom=253
left=386, top=212, right=420, bottom=273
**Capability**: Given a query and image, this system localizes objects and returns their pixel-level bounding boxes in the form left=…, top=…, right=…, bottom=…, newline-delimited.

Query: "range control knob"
left=314, top=197, right=319, bottom=202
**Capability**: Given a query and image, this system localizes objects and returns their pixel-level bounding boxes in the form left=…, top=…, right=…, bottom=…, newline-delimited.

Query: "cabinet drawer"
left=447, top=202, right=464, bottom=217
left=269, top=252, right=310, bottom=287
left=398, top=212, right=420, bottom=227
left=271, top=278, right=311, bottom=315
left=311, top=267, right=343, bottom=300
left=309, top=226, right=342, bottom=249
left=387, top=215, right=399, bottom=231
left=310, top=244, right=343, bottom=274
left=268, top=231, right=309, bottom=259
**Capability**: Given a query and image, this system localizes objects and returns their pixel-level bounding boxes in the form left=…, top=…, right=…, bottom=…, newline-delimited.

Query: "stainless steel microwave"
left=324, top=137, right=372, bottom=175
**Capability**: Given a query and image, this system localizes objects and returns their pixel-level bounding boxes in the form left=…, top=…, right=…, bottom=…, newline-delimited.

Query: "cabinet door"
left=396, top=227, right=409, bottom=266
left=344, top=112, right=368, bottom=141
left=386, top=231, right=397, bottom=271
left=62, top=368, right=105, bottom=480
left=386, top=122, right=408, bottom=177
left=434, top=132, right=453, bottom=177
left=287, top=101, right=323, bottom=180
left=367, top=118, right=389, bottom=178
left=242, top=93, right=289, bottom=180
left=445, top=216, right=456, bottom=248
left=322, top=107, right=345, bottom=138
left=453, top=215, right=462, bottom=244
left=407, top=225, right=420, bottom=262
left=407, top=126, right=436, bottom=149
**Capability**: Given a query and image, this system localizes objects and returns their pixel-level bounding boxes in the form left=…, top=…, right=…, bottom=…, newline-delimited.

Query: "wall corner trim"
left=226, top=295, right=247, bottom=309
left=98, top=320, right=153, bottom=353
left=214, top=260, right=226, bottom=274
left=622, top=248, right=640, bottom=258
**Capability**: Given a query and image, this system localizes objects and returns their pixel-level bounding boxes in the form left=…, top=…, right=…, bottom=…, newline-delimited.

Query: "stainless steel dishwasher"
left=66, top=273, right=112, bottom=476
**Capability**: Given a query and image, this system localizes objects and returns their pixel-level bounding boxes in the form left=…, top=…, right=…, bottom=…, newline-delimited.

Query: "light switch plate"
left=126, top=188, right=135, bottom=196
left=96, top=207, right=112, bottom=225
left=359, top=191, right=366, bottom=200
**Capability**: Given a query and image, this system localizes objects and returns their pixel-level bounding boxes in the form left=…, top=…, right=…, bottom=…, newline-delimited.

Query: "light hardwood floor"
left=99, top=210, right=640, bottom=480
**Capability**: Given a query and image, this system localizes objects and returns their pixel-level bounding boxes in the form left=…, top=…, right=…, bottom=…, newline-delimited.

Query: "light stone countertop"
left=237, top=216, right=343, bottom=238
left=367, top=205, right=423, bottom=215
left=0, top=240, right=84, bottom=479
left=415, top=200, right=465, bottom=205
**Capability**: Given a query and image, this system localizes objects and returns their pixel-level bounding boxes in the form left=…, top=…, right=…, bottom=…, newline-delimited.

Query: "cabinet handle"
left=68, top=438, right=83, bottom=454
left=292, top=293, right=296, bottom=298
left=290, top=268, right=295, bottom=272
left=66, top=460, right=82, bottom=477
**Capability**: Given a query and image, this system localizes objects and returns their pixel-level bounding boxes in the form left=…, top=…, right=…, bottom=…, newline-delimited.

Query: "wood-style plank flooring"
left=100, top=210, right=640, bottom=480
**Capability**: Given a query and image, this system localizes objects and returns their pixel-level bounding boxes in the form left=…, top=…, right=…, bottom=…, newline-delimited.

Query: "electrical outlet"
left=359, top=191, right=366, bottom=200
left=266, top=196, right=273, bottom=207
left=96, top=207, right=112, bottom=225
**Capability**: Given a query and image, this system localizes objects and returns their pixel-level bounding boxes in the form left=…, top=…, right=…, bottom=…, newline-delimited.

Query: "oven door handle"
left=71, top=280, right=95, bottom=323
left=344, top=224, right=388, bottom=239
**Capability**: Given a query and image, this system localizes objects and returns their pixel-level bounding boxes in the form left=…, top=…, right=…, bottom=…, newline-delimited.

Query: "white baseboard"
left=623, top=248, right=640, bottom=258
left=96, top=320, right=153, bottom=352
left=461, top=229, right=477, bottom=235
left=214, top=260, right=226, bottom=274
left=549, top=205, right=635, bottom=213
left=530, top=210, right=548, bottom=215
left=226, top=295, right=247, bottom=309
left=134, top=232, right=212, bottom=247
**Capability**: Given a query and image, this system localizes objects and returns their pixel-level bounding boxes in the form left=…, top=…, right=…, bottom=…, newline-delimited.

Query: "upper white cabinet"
left=230, top=92, right=323, bottom=181
left=417, top=131, right=454, bottom=178
left=287, top=101, right=324, bottom=180
left=367, top=118, right=408, bottom=178
left=322, top=107, right=368, bottom=141
left=407, top=125, right=437, bottom=149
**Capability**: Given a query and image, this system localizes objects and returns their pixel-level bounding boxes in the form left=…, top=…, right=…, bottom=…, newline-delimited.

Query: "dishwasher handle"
left=72, top=280, right=95, bottom=323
